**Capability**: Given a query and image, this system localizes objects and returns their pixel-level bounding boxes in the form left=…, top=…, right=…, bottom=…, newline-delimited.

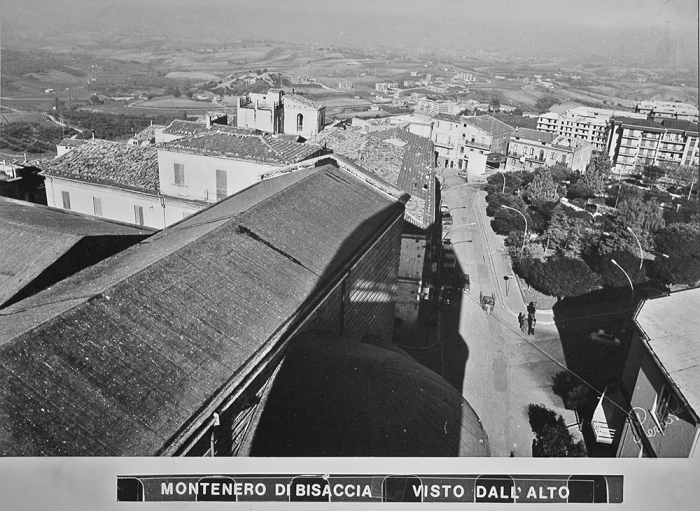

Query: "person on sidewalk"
left=518, top=312, right=525, bottom=331
left=528, top=315, right=537, bottom=335
left=527, top=301, right=536, bottom=318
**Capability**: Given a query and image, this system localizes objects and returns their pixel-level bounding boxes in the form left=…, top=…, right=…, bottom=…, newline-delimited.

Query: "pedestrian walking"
left=528, top=315, right=536, bottom=335
left=527, top=301, right=536, bottom=318
left=518, top=312, right=525, bottom=331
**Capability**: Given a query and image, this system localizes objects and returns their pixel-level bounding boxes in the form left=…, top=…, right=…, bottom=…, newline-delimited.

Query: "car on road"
left=442, top=252, right=457, bottom=269
left=459, top=272, right=470, bottom=292
left=589, top=330, right=620, bottom=347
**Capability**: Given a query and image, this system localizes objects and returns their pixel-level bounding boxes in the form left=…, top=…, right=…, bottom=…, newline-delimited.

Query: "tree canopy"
left=525, top=256, right=601, bottom=298
left=651, top=222, right=700, bottom=286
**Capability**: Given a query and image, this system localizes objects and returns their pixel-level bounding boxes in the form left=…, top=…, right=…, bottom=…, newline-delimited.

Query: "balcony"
left=463, top=140, right=491, bottom=150
left=592, top=383, right=627, bottom=445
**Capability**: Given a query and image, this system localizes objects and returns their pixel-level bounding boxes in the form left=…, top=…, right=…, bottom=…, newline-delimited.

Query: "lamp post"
left=627, top=226, right=644, bottom=271
left=611, top=258, right=634, bottom=309
left=442, top=222, right=476, bottom=242
left=501, top=205, right=528, bottom=252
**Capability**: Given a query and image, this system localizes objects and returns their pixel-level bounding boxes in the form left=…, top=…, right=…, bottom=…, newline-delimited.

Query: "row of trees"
left=486, top=154, right=700, bottom=298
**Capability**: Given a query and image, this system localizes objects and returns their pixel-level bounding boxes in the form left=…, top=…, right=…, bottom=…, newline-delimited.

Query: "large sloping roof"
left=160, top=132, right=321, bottom=164
left=0, top=163, right=405, bottom=456
left=634, top=288, right=700, bottom=420
left=0, top=197, right=153, bottom=308
left=316, top=126, right=435, bottom=229
left=250, top=331, right=490, bottom=456
left=39, top=139, right=160, bottom=193
left=511, top=128, right=556, bottom=144
left=464, top=115, right=514, bottom=136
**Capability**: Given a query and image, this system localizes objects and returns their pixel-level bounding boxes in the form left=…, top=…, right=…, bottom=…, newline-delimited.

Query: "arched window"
left=296, top=113, right=303, bottom=132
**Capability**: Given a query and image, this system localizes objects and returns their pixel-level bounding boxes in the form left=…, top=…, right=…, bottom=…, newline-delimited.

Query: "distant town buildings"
left=606, top=117, right=699, bottom=174
left=634, top=101, right=699, bottom=123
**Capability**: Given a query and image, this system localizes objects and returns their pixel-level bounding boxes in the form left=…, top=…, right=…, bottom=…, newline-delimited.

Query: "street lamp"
left=611, top=258, right=634, bottom=308
left=442, top=222, right=476, bottom=242
left=627, top=226, right=644, bottom=271
left=501, top=205, right=528, bottom=252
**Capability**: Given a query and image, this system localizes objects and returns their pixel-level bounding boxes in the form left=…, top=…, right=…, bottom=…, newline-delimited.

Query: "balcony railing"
left=592, top=383, right=626, bottom=445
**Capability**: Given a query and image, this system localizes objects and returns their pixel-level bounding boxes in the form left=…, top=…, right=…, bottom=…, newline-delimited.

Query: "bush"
left=528, top=404, right=587, bottom=457
left=527, top=257, right=601, bottom=298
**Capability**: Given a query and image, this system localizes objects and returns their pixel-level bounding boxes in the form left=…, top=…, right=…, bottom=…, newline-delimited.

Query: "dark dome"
left=249, top=331, right=490, bottom=457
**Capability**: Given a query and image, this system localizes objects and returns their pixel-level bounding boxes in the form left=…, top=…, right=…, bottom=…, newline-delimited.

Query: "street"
left=413, top=168, right=574, bottom=457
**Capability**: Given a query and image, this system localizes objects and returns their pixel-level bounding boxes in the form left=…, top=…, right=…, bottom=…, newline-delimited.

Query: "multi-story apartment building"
left=592, top=288, right=700, bottom=458
left=431, top=114, right=513, bottom=170
left=536, top=107, right=645, bottom=151
left=606, top=117, right=699, bottom=174
left=505, top=128, right=594, bottom=172
left=634, top=101, right=699, bottom=123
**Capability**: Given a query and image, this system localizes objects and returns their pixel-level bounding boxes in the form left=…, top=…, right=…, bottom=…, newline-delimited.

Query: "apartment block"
left=606, top=117, right=699, bottom=174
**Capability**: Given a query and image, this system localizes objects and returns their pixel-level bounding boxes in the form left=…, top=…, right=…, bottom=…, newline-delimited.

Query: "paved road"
left=439, top=169, right=572, bottom=457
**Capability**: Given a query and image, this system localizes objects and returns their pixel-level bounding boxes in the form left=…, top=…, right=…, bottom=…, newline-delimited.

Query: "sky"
left=1, top=0, right=698, bottom=63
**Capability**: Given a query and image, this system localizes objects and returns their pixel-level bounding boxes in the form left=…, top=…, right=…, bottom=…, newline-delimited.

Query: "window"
left=653, top=385, right=678, bottom=430
left=296, top=113, right=303, bottom=132
left=93, top=197, right=103, bottom=216
left=61, top=191, right=71, bottom=210
left=216, top=169, right=227, bottom=201
left=134, top=205, right=144, bottom=226
left=174, top=163, right=185, bottom=186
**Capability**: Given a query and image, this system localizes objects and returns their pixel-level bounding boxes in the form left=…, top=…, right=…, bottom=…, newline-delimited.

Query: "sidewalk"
left=471, top=188, right=556, bottom=325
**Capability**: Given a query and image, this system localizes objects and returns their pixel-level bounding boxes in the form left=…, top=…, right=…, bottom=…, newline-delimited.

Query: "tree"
left=651, top=222, right=700, bottom=286
left=580, top=152, right=611, bottom=195
left=489, top=97, right=501, bottom=111
left=567, top=180, right=595, bottom=200
left=527, top=257, right=601, bottom=298
left=535, top=97, right=560, bottom=114
left=617, top=196, right=665, bottom=234
left=588, top=250, right=646, bottom=287
left=528, top=404, right=587, bottom=457
left=526, top=168, right=560, bottom=203
left=544, top=206, right=591, bottom=258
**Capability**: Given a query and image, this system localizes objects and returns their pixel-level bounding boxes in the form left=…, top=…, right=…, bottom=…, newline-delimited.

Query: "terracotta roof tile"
left=39, top=139, right=160, bottom=193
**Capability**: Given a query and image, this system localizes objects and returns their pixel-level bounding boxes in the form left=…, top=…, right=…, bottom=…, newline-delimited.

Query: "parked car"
left=441, top=204, right=450, bottom=215
left=440, top=285, right=460, bottom=306
left=443, top=238, right=453, bottom=251
left=442, top=252, right=456, bottom=269
left=442, top=215, right=453, bottom=226
left=459, top=273, right=470, bottom=292
left=589, top=330, right=620, bottom=347
left=458, top=170, right=468, bottom=179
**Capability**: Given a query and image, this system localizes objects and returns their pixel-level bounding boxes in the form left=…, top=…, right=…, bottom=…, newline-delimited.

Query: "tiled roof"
left=162, top=119, right=209, bottom=136
left=284, top=94, right=321, bottom=108
left=433, top=113, right=463, bottom=123
left=635, top=288, right=700, bottom=420
left=372, top=128, right=435, bottom=227
left=511, top=128, right=556, bottom=144
left=58, top=138, right=88, bottom=148
left=131, top=124, right=164, bottom=142
left=316, top=126, right=435, bottom=229
left=0, top=197, right=152, bottom=308
left=39, top=139, right=160, bottom=193
left=464, top=115, right=514, bottom=136
left=0, top=164, right=405, bottom=456
left=160, top=132, right=322, bottom=164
